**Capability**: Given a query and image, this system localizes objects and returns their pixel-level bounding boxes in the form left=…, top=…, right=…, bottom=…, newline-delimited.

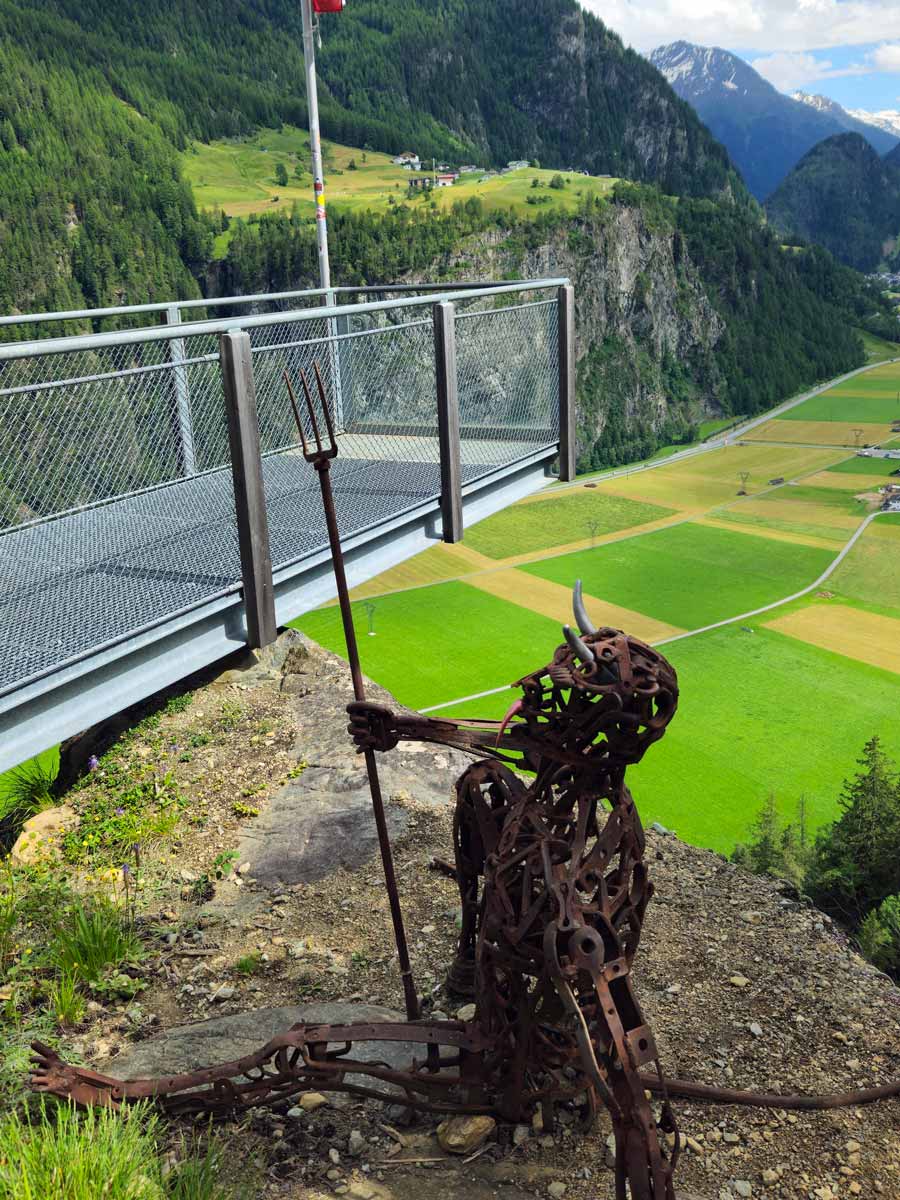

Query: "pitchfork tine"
left=313, top=361, right=336, bottom=448
left=299, top=368, right=324, bottom=454
left=283, top=371, right=310, bottom=457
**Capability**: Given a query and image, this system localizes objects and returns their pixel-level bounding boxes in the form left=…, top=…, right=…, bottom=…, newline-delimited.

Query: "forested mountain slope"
left=0, top=0, right=745, bottom=316
left=11, top=0, right=743, bottom=197
left=217, top=186, right=880, bottom=469
left=767, top=134, right=900, bottom=272
left=0, top=40, right=210, bottom=315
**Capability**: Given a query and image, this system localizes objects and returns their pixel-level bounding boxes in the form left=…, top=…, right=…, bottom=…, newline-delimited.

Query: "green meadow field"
left=463, top=492, right=674, bottom=559
left=436, top=625, right=900, bottom=854
left=522, top=523, right=835, bottom=629
left=294, top=408, right=899, bottom=855
left=182, top=126, right=618, bottom=239
left=826, top=455, right=900, bottom=476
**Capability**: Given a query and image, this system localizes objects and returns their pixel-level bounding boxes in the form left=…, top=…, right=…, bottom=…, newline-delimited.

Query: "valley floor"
left=296, top=361, right=900, bottom=854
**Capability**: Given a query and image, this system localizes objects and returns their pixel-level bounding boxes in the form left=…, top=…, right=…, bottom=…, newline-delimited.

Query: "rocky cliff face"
left=437, top=206, right=726, bottom=469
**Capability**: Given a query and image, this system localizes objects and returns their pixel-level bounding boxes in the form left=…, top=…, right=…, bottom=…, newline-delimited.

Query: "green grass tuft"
left=52, top=899, right=144, bottom=985
left=0, top=1102, right=251, bottom=1200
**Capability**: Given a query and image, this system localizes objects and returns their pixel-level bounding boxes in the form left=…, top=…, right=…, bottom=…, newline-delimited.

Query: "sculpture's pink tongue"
left=497, top=699, right=525, bottom=745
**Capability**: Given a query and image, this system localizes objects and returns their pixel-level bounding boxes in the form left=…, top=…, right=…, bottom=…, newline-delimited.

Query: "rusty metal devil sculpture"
left=346, top=587, right=682, bottom=1198
left=30, top=364, right=900, bottom=1200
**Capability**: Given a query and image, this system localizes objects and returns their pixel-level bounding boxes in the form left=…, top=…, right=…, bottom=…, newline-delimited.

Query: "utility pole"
left=301, top=0, right=331, bottom=291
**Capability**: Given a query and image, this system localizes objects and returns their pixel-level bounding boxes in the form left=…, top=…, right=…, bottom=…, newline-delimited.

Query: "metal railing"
left=1, top=280, right=573, bottom=727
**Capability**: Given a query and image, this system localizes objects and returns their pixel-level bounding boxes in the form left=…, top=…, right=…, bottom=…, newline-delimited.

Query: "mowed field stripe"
left=465, top=568, right=685, bottom=643
left=692, top=516, right=844, bottom=551
left=801, top=470, right=896, bottom=492
left=764, top=603, right=900, bottom=675
left=746, top=419, right=891, bottom=446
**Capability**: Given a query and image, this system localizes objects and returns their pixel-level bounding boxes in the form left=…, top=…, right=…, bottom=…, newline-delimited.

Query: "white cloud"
left=871, top=42, right=900, bottom=71
left=751, top=50, right=871, bottom=91
left=580, top=1, right=900, bottom=55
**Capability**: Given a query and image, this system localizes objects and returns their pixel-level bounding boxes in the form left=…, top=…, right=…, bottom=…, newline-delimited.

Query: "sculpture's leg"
left=446, top=761, right=523, bottom=997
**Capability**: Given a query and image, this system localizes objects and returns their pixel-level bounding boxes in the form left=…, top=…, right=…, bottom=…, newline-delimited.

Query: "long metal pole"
left=301, top=0, right=332, bottom=291
left=313, top=457, right=420, bottom=1021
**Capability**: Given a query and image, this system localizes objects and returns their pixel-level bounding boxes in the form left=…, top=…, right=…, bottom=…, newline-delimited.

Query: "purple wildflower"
left=121, top=863, right=131, bottom=878
left=87, top=755, right=100, bottom=771
left=115, top=807, right=125, bottom=817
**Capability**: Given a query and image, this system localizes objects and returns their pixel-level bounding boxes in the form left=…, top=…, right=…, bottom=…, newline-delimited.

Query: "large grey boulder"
left=106, top=1002, right=418, bottom=1096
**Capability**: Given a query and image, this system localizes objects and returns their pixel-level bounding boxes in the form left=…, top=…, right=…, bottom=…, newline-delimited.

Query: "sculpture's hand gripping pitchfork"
left=284, top=364, right=420, bottom=1022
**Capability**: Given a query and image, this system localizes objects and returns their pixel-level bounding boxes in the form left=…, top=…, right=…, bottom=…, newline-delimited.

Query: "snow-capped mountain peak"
left=848, top=109, right=900, bottom=139
left=650, top=41, right=752, bottom=98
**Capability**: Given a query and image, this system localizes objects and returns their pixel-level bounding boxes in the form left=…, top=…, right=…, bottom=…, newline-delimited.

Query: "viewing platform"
left=0, top=280, right=574, bottom=770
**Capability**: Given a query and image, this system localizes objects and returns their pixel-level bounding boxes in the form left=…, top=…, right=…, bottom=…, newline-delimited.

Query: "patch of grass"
left=63, top=764, right=186, bottom=867
left=860, top=330, right=900, bottom=363
left=293, top=580, right=562, bottom=710
left=0, top=1101, right=251, bottom=1200
left=0, top=754, right=57, bottom=852
left=830, top=519, right=900, bottom=613
left=780, top=373, right=900, bottom=424
left=47, top=970, right=86, bottom=1028
left=464, top=492, right=674, bottom=559
left=235, top=952, right=262, bottom=976
left=714, top=508, right=852, bottom=544
left=699, top=416, right=741, bottom=439
left=52, top=898, right=144, bottom=986
left=827, top=455, right=900, bottom=477
left=522, top=522, right=835, bottom=630
left=766, top=485, right=876, bottom=514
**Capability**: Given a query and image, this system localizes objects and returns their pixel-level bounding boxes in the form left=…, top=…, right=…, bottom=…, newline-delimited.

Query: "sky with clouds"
left=581, top=1, right=900, bottom=111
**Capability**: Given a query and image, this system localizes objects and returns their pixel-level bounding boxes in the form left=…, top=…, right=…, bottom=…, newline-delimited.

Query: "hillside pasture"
left=183, top=130, right=619, bottom=223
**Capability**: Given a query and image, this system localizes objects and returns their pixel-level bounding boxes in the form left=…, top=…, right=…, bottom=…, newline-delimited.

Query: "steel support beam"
left=434, top=301, right=463, bottom=543
left=557, top=284, right=577, bottom=483
left=219, top=330, right=277, bottom=649
left=166, top=305, right=197, bottom=476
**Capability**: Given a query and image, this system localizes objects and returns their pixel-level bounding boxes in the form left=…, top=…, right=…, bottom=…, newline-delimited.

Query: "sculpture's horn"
left=573, top=579, right=596, bottom=636
left=563, top=624, right=595, bottom=664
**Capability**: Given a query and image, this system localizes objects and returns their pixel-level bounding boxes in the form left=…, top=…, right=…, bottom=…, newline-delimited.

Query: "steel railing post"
left=557, top=284, right=576, bottom=482
left=166, top=305, right=197, bottom=476
left=325, top=287, right=346, bottom=430
left=219, top=330, right=277, bottom=649
left=434, top=301, right=463, bottom=543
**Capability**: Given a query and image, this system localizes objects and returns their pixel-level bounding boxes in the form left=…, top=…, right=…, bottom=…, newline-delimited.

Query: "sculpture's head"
left=502, top=581, right=678, bottom=768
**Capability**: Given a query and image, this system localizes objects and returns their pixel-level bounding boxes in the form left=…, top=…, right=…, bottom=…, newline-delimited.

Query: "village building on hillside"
left=506, top=159, right=530, bottom=171
left=393, top=152, right=421, bottom=170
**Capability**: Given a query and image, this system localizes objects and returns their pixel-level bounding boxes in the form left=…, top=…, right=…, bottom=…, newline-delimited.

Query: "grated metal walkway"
left=0, top=453, right=489, bottom=696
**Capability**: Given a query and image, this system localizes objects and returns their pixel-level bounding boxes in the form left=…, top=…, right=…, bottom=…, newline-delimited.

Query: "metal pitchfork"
left=284, top=363, right=420, bottom=1021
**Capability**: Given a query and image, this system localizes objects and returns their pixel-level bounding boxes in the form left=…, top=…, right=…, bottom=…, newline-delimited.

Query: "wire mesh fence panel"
left=0, top=329, right=241, bottom=694
left=263, top=313, right=444, bottom=574
left=454, top=299, right=559, bottom=478
left=0, top=284, right=564, bottom=697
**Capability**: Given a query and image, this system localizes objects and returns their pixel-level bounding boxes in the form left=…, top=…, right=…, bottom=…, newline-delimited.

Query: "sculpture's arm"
left=347, top=700, right=529, bottom=760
